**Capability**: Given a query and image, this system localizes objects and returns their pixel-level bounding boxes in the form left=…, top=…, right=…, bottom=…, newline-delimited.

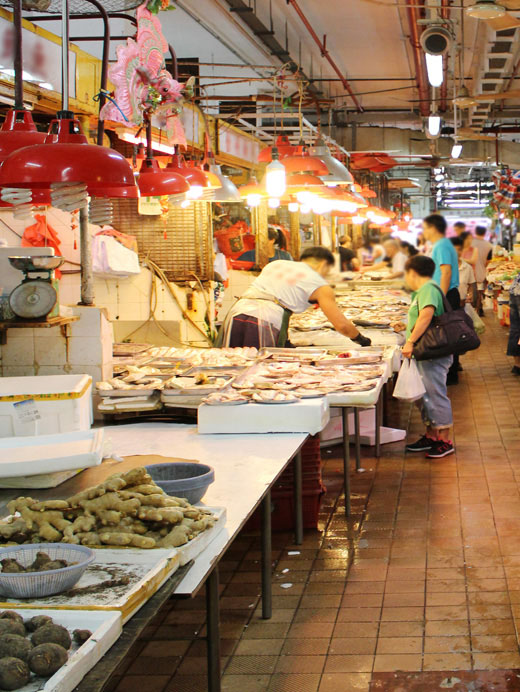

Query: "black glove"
left=352, top=333, right=372, bottom=347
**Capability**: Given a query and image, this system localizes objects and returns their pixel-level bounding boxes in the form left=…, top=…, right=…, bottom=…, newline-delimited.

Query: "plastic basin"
left=0, top=543, right=95, bottom=599
left=145, top=462, right=215, bottom=504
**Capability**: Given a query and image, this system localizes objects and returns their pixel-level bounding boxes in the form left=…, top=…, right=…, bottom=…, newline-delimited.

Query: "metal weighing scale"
left=8, top=255, right=64, bottom=319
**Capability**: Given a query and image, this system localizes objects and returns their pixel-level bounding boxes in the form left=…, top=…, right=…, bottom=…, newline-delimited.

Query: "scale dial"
left=9, top=280, right=57, bottom=319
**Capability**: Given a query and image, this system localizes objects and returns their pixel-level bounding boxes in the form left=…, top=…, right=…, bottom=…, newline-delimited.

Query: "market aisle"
left=108, top=314, right=520, bottom=692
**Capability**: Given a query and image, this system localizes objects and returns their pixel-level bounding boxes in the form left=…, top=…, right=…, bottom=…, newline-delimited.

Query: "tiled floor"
left=108, top=313, right=520, bottom=692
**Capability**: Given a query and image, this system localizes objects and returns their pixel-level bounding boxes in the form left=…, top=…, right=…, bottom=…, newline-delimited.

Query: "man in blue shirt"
left=422, top=213, right=461, bottom=384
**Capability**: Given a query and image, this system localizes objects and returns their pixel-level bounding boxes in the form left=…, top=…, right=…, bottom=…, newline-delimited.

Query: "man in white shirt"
left=473, top=226, right=493, bottom=315
left=360, top=239, right=407, bottom=278
left=451, top=237, right=477, bottom=305
left=222, top=247, right=371, bottom=348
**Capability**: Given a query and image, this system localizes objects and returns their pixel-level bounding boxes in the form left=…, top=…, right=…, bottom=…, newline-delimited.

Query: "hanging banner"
left=218, top=123, right=261, bottom=164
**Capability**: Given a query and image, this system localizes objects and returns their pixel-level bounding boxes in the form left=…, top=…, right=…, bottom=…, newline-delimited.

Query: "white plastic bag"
left=464, top=303, right=485, bottom=335
left=393, top=358, right=426, bottom=401
left=92, top=236, right=140, bottom=278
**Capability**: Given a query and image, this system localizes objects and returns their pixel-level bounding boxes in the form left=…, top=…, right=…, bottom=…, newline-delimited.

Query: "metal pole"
left=206, top=567, right=221, bottom=692
left=354, top=408, right=361, bottom=472
left=342, top=407, right=351, bottom=516
left=293, top=452, right=303, bottom=545
left=79, top=207, right=94, bottom=305
left=13, top=0, right=23, bottom=109
left=83, top=0, right=110, bottom=145
left=261, top=491, right=272, bottom=619
left=61, top=0, right=70, bottom=111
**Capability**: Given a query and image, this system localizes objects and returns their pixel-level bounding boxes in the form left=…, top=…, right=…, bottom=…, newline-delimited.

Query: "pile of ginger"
left=0, top=468, right=215, bottom=549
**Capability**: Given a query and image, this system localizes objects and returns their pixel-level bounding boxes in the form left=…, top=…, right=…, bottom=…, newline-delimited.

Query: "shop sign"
left=0, top=15, right=76, bottom=97
left=218, top=124, right=260, bottom=164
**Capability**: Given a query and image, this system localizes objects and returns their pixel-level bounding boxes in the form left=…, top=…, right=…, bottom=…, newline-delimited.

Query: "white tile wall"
left=34, top=333, right=68, bottom=366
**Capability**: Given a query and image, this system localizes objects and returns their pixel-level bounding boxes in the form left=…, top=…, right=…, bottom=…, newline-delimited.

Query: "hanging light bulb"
left=309, top=138, right=354, bottom=187
left=300, top=203, right=311, bottom=214
left=89, top=197, right=113, bottom=226
left=425, top=53, right=444, bottom=87
left=427, top=114, right=442, bottom=138
left=268, top=197, right=281, bottom=209
left=50, top=182, right=89, bottom=212
left=466, top=1, right=506, bottom=19
left=352, top=215, right=366, bottom=224
left=453, top=85, right=477, bottom=108
left=246, top=194, right=262, bottom=208
left=451, top=143, right=463, bottom=159
left=288, top=202, right=299, bottom=213
left=265, top=147, right=286, bottom=197
left=0, top=187, right=34, bottom=220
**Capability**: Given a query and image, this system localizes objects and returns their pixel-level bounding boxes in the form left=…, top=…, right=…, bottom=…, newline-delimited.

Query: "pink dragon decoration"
left=100, top=3, right=187, bottom=146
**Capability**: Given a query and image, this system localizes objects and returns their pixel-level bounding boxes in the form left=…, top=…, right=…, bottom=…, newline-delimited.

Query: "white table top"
left=105, top=423, right=308, bottom=597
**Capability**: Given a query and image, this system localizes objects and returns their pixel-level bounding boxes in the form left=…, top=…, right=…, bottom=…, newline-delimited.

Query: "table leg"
left=206, top=566, right=221, bottom=692
left=293, top=452, right=303, bottom=546
left=342, top=407, right=351, bottom=516
left=354, top=408, right=361, bottom=472
left=375, top=391, right=382, bottom=458
left=261, top=491, right=272, bottom=619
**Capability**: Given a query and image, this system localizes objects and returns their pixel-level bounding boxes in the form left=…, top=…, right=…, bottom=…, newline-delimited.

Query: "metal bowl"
left=8, top=256, right=64, bottom=272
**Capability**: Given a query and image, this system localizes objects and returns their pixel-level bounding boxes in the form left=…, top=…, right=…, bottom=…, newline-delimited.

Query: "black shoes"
left=406, top=435, right=435, bottom=453
left=426, top=440, right=455, bottom=458
left=512, top=366, right=520, bottom=376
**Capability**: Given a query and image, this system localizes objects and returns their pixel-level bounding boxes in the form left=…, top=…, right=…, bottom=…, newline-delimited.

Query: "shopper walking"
left=453, top=221, right=466, bottom=236
left=220, top=247, right=371, bottom=348
left=473, top=226, right=493, bottom=316
left=422, top=213, right=461, bottom=384
left=507, top=273, right=520, bottom=375
left=403, top=255, right=455, bottom=459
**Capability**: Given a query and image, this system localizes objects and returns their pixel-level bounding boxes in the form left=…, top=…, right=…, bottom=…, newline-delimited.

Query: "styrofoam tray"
left=176, top=506, right=227, bottom=566
left=0, top=548, right=180, bottom=624
left=0, top=608, right=121, bottom=692
left=0, top=469, right=83, bottom=489
left=0, top=430, right=104, bottom=478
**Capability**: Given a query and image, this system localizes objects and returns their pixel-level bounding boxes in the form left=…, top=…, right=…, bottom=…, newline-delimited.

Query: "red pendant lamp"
left=0, top=110, right=47, bottom=165
left=0, top=0, right=138, bottom=202
left=137, top=121, right=189, bottom=197
left=167, top=151, right=208, bottom=199
left=0, top=111, right=139, bottom=198
left=0, top=0, right=47, bottom=166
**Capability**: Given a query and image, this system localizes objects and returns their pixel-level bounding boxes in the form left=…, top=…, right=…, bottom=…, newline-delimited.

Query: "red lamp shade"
left=0, top=113, right=138, bottom=198
left=166, top=155, right=208, bottom=188
left=138, top=158, right=189, bottom=197
left=281, top=155, right=329, bottom=175
left=0, top=110, right=47, bottom=165
left=258, top=135, right=300, bottom=162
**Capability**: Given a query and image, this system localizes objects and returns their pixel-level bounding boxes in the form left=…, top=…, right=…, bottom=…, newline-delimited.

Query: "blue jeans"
left=507, top=294, right=520, bottom=357
left=416, top=356, right=454, bottom=428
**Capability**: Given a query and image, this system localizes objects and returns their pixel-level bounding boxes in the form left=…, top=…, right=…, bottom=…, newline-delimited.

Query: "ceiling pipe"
left=285, top=0, right=363, bottom=112
left=406, top=0, right=430, bottom=117
left=439, top=0, right=450, bottom=112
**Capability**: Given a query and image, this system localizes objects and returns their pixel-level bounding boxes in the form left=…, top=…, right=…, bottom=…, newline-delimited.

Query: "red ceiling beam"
left=406, top=0, right=430, bottom=117
left=285, top=0, right=363, bottom=112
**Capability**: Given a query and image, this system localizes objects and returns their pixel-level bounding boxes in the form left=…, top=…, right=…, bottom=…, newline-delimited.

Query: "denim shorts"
left=416, top=355, right=454, bottom=428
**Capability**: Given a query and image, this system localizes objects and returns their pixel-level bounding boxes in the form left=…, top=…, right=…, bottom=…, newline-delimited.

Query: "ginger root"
left=99, top=532, right=155, bottom=549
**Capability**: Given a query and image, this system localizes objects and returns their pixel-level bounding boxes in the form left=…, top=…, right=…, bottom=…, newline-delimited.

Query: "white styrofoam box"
left=0, top=374, right=93, bottom=437
left=198, top=397, right=330, bottom=435
left=0, top=608, right=122, bottom=692
left=0, top=246, right=55, bottom=296
left=1, top=335, right=35, bottom=366
left=34, top=332, right=67, bottom=366
left=67, top=365, right=103, bottom=386
left=0, top=428, right=104, bottom=477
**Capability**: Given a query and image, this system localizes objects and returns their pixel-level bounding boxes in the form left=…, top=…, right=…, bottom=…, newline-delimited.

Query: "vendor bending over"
left=220, top=246, right=372, bottom=348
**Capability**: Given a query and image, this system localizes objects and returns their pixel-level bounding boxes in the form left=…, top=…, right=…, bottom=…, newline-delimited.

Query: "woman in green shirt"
left=401, top=255, right=455, bottom=459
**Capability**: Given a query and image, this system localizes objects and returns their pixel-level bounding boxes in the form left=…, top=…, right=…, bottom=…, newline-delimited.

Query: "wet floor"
left=107, top=312, right=520, bottom=692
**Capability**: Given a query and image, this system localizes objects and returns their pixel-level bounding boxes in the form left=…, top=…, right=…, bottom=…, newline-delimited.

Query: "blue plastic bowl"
left=146, top=462, right=215, bottom=504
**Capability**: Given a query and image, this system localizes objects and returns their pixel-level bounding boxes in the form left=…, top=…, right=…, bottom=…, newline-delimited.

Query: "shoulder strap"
left=430, top=282, right=452, bottom=313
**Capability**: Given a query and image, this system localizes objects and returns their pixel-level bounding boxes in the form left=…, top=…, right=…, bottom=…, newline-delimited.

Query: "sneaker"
left=446, top=374, right=459, bottom=386
left=406, top=435, right=435, bottom=452
left=426, top=440, right=455, bottom=458
left=512, top=366, right=520, bottom=376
